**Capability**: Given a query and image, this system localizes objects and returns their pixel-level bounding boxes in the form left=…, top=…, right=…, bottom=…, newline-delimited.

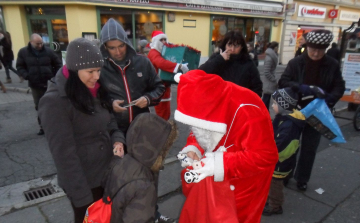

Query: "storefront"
left=0, top=0, right=284, bottom=62
left=280, top=1, right=360, bottom=64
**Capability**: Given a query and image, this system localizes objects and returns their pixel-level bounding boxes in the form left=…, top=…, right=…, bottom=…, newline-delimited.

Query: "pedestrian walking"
left=326, top=42, right=341, bottom=63
left=38, top=38, right=125, bottom=223
left=138, top=38, right=150, bottom=56
left=102, top=113, right=177, bottom=223
left=262, top=86, right=305, bottom=216
left=261, top=41, right=279, bottom=110
left=279, top=29, right=345, bottom=191
left=99, top=18, right=172, bottom=223
left=16, top=33, right=62, bottom=135
left=199, top=31, right=263, bottom=97
left=247, top=42, right=259, bottom=67
left=148, top=30, right=189, bottom=120
left=295, top=33, right=307, bottom=57
left=0, top=31, right=23, bottom=83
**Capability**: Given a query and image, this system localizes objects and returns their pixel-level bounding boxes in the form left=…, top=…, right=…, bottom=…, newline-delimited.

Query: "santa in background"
left=174, top=70, right=278, bottom=223
left=148, top=30, right=189, bottom=120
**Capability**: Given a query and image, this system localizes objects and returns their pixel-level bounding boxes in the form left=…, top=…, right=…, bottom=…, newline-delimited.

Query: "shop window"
left=135, top=11, right=163, bottom=47
left=252, top=19, right=271, bottom=56
left=25, top=6, right=65, bottom=15
left=0, top=7, right=5, bottom=31
left=100, top=8, right=133, bottom=42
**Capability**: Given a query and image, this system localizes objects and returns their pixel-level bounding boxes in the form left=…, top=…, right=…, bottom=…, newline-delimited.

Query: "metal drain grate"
left=24, top=185, right=57, bottom=201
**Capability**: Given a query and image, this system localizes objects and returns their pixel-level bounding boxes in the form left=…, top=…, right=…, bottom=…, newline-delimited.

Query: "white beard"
left=191, top=127, right=224, bottom=152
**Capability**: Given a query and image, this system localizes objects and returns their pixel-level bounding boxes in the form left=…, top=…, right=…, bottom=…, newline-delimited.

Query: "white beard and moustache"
left=191, top=126, right=224, bottom=152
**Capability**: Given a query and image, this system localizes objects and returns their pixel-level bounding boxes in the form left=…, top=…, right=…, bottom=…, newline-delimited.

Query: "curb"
left=4, top=87, right=31, bottom=94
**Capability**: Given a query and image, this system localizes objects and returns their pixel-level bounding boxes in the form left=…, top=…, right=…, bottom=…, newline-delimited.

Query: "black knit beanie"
left=66, top=38, right=104, bottom=70
left=306, top=29, right=333, bottom=49
left=272, top=86, right=299, bottom=111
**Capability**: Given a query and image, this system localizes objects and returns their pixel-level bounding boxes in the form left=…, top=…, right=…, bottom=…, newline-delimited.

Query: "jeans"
left=5, top=63, right=18, bottom=79
left=294, top=123, right=322, bottom=183
left=262, top=93, right=272, bottom=110
left=31, top=87, right=47, bottom=129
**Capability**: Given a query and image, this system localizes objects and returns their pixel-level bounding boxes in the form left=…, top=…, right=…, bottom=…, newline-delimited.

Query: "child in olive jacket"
left=263, top=86, right=306, bottom=216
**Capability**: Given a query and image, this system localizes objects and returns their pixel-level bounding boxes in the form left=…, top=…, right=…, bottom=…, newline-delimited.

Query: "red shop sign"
left=328, top=9, right=338, bottom=19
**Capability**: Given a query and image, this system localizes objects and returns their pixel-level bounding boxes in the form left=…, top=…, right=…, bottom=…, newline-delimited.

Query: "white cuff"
left=173, top=63, right=180, bottom=73
left=182, top=145, right=202, bottom=160
left=214, top=152, right=224, bottom=182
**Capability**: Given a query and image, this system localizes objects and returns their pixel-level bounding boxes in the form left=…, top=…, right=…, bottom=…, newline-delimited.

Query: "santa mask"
left=191, top=126, right=223, bottom=152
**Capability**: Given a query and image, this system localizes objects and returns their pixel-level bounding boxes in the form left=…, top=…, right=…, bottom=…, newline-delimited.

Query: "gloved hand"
left=190, top=153, right=215, bottom=183
left=299, top=84, right=312, bottom=96
left=309, top=86, right=326, bottom=99
left=180, top=63, right=189, bottom=73
left=177, top=152, right=194, bottom=167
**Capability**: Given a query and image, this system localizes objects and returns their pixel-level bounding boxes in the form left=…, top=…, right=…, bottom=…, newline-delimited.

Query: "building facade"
left=0, top=0, right=284, bottom=63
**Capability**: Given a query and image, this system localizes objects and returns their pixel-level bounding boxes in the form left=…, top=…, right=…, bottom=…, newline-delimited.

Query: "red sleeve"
left=223, top=116, right=278, bottom=180
left=148, top=49, right=178, bottom=73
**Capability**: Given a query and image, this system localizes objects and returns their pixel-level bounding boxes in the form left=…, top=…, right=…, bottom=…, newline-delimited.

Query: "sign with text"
left=328, top=9, right=338, bottom=19
left=298, top=5, right=326, bottom=19
left=342, top=53, right=360, bottom=97
left=339, top=10, right=360, bottom=21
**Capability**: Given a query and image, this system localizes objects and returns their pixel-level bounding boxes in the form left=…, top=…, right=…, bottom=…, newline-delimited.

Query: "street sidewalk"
left=1, top=67, right=359, bottom=222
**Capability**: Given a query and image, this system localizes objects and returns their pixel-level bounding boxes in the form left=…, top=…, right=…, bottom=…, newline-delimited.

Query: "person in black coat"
left=326, top=42, right=341, bottom=63
left=279, top=30, right=345, bottom=191
left=16, top=33, right=62, bottom=135
left=0, top=31, right=22, bottom=83
left=199, top=31, right=263, bottom=97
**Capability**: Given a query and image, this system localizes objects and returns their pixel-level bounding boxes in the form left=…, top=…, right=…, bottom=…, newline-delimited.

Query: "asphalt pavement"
left=0, top=67, right=359, bottom=223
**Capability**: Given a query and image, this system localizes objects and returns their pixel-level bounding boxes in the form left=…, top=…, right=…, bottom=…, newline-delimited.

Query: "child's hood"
left=287, top=109, right=306, bottom=128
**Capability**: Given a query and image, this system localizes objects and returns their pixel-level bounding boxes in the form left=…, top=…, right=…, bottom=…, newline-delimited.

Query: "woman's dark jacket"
left=199, top=53, right=263, bottom=97
left=278, top=54, right=345, bottom=108
left=102, top=113, right=177, bottom=223
left=0, top=38, right=14, bottom=64
left=16, top=43, right=62, bottom=88
left=38, top=68, right=125, bottom=207
left=272, top=111, right=305, bottom=179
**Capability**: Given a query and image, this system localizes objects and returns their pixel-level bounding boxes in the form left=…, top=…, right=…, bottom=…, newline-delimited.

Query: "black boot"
left=262, top=204, right=283, bottom=216
left=37, top=129, right=44, bottom=135
left=296, top=181, right=307, bottom=191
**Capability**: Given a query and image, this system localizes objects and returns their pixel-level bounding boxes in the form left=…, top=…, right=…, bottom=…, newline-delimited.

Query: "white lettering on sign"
left=339, top=10, right=360, bottom=21
left=298, top=5, right=326, bottom=19
left=116, top=0, right=149, bottom=3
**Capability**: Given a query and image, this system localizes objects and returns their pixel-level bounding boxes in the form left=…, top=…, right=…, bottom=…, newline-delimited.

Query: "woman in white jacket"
left=262, top=41, right=279, bottom=110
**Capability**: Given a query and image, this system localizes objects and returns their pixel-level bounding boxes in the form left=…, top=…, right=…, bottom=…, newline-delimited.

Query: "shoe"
left=37, top=129, right=45, bottom=135
left=5, top=78, right=12, bottom=83
left=262, top=204, right=283, bottom=216
left=297, top=182, right=307, bottom=191
left=155, top=215, right=176, bottom=223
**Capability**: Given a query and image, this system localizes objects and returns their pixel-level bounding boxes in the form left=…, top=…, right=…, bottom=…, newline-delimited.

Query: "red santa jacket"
left=175, top=70, right=279, bottom=223
left=147, top=49, right=179, bottom=74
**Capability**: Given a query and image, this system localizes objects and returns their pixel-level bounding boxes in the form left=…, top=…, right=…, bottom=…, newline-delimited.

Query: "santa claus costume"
left=174, top=70, right=278, bottom=223
left=148, top=31, right=183, bottom=120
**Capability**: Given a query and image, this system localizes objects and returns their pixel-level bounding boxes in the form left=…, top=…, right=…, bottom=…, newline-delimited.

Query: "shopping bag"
left=300, top=99, right=346, bottom=143
left=159, top=44, right=201, bottom=83
left=83, top=197, right=112, bottom=223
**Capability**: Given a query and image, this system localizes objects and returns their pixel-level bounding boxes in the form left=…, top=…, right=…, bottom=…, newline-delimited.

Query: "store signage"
left=328, top=9, right=338, bottom=19
left=339, top=10, right=360, bottom=21
left=298, top=5, right=326, bottom=19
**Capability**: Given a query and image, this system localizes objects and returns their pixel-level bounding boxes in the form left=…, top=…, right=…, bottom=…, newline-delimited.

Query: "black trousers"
left=294, top=123, right=322, bottom=183
left=262, top=93, right=272, bottom=110
left=70, top=187, right=104, bottom=223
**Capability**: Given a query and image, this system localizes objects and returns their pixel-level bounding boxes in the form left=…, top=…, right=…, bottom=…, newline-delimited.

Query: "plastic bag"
left=83, top=197, right=111, bottom=223
left=300, top=99, right=346, bottom=143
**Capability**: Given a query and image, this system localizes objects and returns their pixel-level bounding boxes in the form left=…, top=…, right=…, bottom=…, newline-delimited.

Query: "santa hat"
left=306, top=29, right=333, bottom=49
left=174, top=70, right=228, bottom=134
left=150, top=31, right=168, bottom=52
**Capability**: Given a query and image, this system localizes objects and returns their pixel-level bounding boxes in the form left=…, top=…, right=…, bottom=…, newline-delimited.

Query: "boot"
left=37, top=128, right=45, bottom=135
left=0, top=81, right=6, bottom=93
left=262, top=204, right=283, bottom=216
left=5, top=78, right=12, bottom=83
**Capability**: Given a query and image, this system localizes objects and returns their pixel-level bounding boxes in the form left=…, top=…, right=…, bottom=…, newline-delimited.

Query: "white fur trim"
left=182, top=145, right=202, bottom=160
left=214, top=152, right=224, bottom=182
left=173, top=63, right=180, bottom=73
left=174, top=110, right=227, bottom=134
left=230, top=185, right=235, bottom=191
left=174, top=73, right=182, bottom=83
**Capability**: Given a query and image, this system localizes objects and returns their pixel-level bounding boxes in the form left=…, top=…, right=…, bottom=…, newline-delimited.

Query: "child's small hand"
left=113, top=142, right=124, bottom=158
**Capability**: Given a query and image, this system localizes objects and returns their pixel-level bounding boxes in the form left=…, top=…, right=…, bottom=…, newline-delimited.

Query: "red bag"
left=83, top=197, right=112, bottom=223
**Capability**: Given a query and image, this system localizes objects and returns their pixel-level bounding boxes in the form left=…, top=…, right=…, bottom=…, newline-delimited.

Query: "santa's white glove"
left=180, top=63, right=189, bottom=73
left=177, top=152, right=194, bottom=167
left=190, top=153, right=215, bottom=183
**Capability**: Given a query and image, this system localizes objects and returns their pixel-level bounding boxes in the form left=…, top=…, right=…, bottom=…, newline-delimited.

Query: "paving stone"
left=0, top=206, right=46, bottom=223
left=39, top=197, right=73, bottom=223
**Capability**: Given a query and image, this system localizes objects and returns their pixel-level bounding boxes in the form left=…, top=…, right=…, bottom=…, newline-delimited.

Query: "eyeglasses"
left=160, top=38, right=167, bottom=42
left=227, top=43, right=241, bottom=48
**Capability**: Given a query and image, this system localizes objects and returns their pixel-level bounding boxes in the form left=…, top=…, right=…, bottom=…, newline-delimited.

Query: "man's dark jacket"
left=326, top=46, right=340, bottom=63
left=278, top=54, right=345, bottom=108
left=16, top=43, right=62, bottom=88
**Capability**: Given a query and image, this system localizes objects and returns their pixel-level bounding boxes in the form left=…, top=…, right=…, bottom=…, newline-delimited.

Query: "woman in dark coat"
left=0, top=31, right=22, bottom=83
left=199, top=31, right=263, bottom=97
left=38, top=38, right=125, bottom=223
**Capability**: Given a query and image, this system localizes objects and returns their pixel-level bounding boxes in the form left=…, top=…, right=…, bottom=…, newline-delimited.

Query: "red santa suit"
left=148, top=31, right=180, bottom=120
left=174, top=70, right=278, bottom=223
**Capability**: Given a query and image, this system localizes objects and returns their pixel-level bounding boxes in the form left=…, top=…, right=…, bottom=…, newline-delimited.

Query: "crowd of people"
left=0, top=18, right=346, bottom=223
